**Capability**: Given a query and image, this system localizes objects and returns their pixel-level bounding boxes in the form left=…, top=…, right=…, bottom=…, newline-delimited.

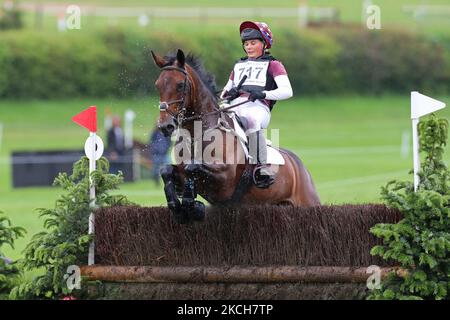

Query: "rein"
left=158, top=66, right=251, bottom=126
left=181, top=99, right=251, bottom=122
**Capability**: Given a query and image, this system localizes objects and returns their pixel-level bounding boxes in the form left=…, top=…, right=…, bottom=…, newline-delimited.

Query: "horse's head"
left=152, top=49, right=193, bottom=137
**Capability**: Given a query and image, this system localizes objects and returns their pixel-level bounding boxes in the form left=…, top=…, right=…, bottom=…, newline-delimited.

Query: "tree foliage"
left=0, top=211, right=25, bottom=296
left=10, top=157, right=133, bottom=299
left=369, top=114, right=449, bottom=300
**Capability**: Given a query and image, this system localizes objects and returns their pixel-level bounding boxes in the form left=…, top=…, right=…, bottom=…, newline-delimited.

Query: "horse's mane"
left=163, top=52, right=219, bottom=101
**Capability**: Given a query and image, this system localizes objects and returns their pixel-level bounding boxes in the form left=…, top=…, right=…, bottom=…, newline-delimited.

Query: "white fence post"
left=124, top=109, right=136, bottom=150
left=298, top=1, right=309, bottom=28
left=0, top=123, right=3, bottom=153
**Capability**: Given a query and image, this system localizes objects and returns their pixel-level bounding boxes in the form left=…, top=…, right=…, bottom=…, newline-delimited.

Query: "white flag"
left=411, top=91, right=446, bottom=119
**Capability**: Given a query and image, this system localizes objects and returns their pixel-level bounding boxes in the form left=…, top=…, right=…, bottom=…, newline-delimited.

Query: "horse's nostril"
left=160, top=124, right=175, bottom=137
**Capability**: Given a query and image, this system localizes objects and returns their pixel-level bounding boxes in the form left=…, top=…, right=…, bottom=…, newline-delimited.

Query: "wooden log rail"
left=81, top=266, right=405, bottom=283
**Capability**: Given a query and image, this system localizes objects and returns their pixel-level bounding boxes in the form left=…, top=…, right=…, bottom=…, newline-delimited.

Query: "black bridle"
left=159, top=66, right=191, bottom=126
left=158, top=66, right=251, bottom=127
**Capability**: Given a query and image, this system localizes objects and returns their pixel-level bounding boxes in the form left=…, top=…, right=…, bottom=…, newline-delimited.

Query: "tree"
left=369, top=114, right=449, bottom=300
left=10, top=157, right=133, bottom=299
left=0, top=211, right=25, bottom=297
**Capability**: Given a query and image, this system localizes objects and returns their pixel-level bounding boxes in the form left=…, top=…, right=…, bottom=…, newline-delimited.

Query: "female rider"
left=221, top=21, right=293, bottom=188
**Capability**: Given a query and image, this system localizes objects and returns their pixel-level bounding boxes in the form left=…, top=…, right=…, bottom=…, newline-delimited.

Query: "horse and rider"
left=152, top=21, right=320, bottom=223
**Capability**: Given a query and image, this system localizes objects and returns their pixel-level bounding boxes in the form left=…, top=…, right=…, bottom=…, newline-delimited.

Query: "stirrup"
left=252, top=164, right=275, bottom=189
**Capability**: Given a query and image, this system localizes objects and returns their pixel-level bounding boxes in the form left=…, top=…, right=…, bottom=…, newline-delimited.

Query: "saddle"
left=221, top=112, right=285, bottom=166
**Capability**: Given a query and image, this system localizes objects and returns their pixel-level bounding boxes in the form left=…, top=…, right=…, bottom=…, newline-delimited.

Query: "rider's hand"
left=225, top=87, right=240, bottom=101
left=219, top=101, right=230, bottom=109
left=248, top=89, right=266, bottom=102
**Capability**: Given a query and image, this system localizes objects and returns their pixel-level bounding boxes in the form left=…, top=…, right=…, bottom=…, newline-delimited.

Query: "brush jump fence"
left=81, top=204, right=402, bottom=299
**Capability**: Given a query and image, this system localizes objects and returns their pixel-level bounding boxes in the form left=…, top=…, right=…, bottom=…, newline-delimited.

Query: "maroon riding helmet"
left=239, top=21, right=273, bottom=49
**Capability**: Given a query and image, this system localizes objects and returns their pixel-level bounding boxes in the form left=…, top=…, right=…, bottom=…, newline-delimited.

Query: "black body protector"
left=233, top=54, right=278, bottom=110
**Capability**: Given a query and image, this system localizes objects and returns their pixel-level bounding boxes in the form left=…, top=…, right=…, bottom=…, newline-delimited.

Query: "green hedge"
left=0, top=3, right=22, bottom=31
left=0, top=31, right=121, bottom=98
left=332, top=28, right=450, bottom=94
left=0, top=27, right=449, bottom=99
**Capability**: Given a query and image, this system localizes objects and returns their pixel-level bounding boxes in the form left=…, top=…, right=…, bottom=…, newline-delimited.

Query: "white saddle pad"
left=230, top=114, right=285, bottom=165
left=168, top=114, right=286, bottom=165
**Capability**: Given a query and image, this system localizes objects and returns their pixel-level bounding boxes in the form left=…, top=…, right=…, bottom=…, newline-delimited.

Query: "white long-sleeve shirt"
left=220, top=58, right=293, bottom=106
left=221, top=74, right=293, bottom=100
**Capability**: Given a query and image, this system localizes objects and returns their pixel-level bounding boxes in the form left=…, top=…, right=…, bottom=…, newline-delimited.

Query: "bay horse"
left=152, top=49, right=320, bottom=223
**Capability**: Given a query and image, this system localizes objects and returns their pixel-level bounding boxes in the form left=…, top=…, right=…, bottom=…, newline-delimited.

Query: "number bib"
left=233, top=60, right=270, bottom=88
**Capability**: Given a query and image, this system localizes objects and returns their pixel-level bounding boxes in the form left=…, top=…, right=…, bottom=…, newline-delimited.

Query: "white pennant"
left=411, top=91, right=446, bottom=119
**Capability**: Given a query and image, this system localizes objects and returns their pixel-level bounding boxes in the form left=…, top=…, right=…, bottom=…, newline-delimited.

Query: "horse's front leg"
left=160, top=165, right=190, bottom=224
left=183, top=163, right=233, bottom=204
left=181, top=164, right=206, bottom=222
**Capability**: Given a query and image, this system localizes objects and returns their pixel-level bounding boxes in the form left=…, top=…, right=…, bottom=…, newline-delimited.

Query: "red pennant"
left=72, top=106, right=97, bottom=132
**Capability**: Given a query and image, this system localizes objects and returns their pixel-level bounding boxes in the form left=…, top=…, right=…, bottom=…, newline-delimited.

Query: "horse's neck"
left=186, top=73, right=219, bottom=132
left=197, top=94, right=219, bottom=127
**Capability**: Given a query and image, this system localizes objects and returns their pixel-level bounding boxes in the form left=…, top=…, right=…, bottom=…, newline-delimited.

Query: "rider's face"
left=244, top=39, right=265, bottom=58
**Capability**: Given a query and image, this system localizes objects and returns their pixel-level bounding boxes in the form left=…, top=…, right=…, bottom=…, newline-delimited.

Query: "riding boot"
left=248, top=130, right=275, bottom=189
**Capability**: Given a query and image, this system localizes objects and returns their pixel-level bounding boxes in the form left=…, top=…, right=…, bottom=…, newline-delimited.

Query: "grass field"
left=18, top=0, right=450, bottom=37
left=1, top=0, right=449, bottom=300
left=3, top=0, right=450, bottom=257
left=1, top=95, right=450, bottom=260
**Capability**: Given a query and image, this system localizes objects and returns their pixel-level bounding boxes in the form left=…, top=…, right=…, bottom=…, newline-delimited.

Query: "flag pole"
left=410, top=91, right=446, bottom=192
left=88, top=131, right=96, bottom=266
left=411, top=118, right=420, bottom=192
left=71, top=105, right=102, bottom=266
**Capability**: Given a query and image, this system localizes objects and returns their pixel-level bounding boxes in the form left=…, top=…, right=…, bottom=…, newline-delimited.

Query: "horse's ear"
left=176, top=49, right=185, bottom=68
left=151, top=50, right=166, bottom=68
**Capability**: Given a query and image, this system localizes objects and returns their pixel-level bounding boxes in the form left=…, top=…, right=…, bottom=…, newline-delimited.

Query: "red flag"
left=72, top=106, right=97, bottom=132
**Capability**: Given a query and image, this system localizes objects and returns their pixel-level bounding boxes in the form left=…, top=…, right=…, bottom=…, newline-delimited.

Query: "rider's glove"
left=248, top=89, right=266, bottom=102
left=225, top=87, right=240, bottom=101
left=219, top=101, right=230, bottom=109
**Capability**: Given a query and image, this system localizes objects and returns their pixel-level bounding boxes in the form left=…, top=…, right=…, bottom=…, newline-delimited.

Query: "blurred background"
left=0, top=0, right=449, bottom=258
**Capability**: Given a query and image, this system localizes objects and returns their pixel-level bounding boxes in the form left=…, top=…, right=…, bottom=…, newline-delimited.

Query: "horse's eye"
left=176, top=82, right=185, bottom=92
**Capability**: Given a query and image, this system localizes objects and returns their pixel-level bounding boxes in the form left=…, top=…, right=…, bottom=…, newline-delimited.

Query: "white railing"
left=403, top=5, right=450, bottom=20
left=18, top=3, right=339, bottom=27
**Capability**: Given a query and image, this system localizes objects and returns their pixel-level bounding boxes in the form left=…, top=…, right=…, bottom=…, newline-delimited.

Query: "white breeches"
left=231, top=97, right=271, bottom=134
